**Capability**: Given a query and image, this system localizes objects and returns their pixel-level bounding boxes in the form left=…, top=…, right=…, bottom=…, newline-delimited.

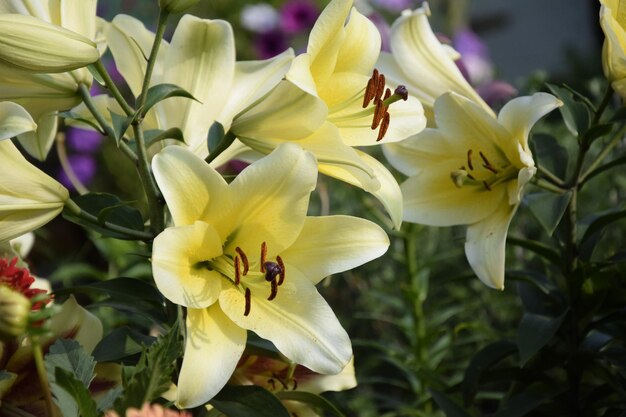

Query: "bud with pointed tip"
left=0, top=285, right=31, bottom=340
left=0, top=14, right=99, bottom=73
left=159, top=0, right=200, bottom=14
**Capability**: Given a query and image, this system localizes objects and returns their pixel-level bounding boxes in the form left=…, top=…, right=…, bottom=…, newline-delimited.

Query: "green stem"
left=136, top=10, right=170, bottom=113
left=77, top=84, right=138, bottom=164
left=132, top=123, right=165, bottom=234
left=536, top=165, right=566, bottom=188
left=590, top=84, right=613, bottom=128
left=92, top=60, right=134, bottom=116
left=205, top=131, right=237, bottom=164
left=64, top=199, right=154, bottom=241
left=532, top=178, right=568, bottom=194
left=31, top=337, right=57, bottom=417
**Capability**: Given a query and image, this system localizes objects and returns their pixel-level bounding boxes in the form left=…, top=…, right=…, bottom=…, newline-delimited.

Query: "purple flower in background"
left=241, top=3, right=279, bottom=33
left=65, top=127, right=103, bottom=153
left=476, top=81, right=518, bottom=108
left=280, top=0, right=319, bottom=34
left=372, top=0, right=414, bottom=12
left=254, top=29, right=289, bottom=59
left=453, top=28, right=493, bottom=86
left=58, top=155, right=97, bottom=191
left=368, top=13, right=391, bottom=52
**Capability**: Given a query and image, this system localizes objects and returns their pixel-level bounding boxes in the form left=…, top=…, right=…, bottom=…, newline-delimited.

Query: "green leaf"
left=491, top=384, right=562, bottom=417
left=63, top=193, right=144, bottom=239
left=430, top=389, right=474, bottom=417
left=517, top=311, right=567, bottom=366
left=506, top=237, right=561, bottom=265
left=87, top=63, right=105, bottom=86
left=114, top=322, right=182, bottom=413
left=97, top=386, right=124, bottom=413
left=524, top=191, right=572, bottom=236
left=547, top=83, right=590, bottom=136
left=108, top=109, right=131, bottom=145
left=531, top=133, right=569, bottom=178
left=210, top=385, right=290, bottom=417
left=58, top=111, right=104, bottom=133
left=462, top=341, right=517, bottom=403
left=580, top=208, right=626, bottom=261
left=144, top=128, right=185, bottom=147
left=92, top=326, right=156, bottom=362
left=276, top=391, right=347, bottom=417
left=207, top=121, right=225, bottom=154
left=54, top=368, right=99, bottom=417
left=141, top=83, right=198, bottom=116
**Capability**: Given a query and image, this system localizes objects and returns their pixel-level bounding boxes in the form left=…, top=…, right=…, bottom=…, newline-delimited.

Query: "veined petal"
left=226, top=143, right=317, bottom=260
left=152, top=222, right=223, bottom=309
left=219, top=269, right=352, bottom=375
left=465, top=202, right=518, bottom=290
left=0, top=1, right=50, bottom=19
left=385, top=5, right=490, bottom=115
left=334, top=8, right=380, bottom=76
left=497, top=92, right=562, bottom=153
left=152, top=145, right=230, bottom=227
left=0, top=101, right=37, bottom=140
left=286, top=54, right=319, bottom=97
left=16, top=111, right=57, bottom=161
left=400, top=164, right=507, bottom=226
left=59, top=0, right=97, bottom=40
left=218, top=49, right=295, bottom=130
left=233, top=80, right=328, bottom=142
left=177, top=306, right=246, bottom=408
left=282, top=216, right=389, bottom=285
left=156, top=16, right=235, bottom=158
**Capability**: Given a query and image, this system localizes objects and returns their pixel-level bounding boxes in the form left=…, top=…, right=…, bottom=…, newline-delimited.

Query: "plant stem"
left=31, top=336, right=57, bottom=417
left=403, top=224, right=426, bottom=367
left=136, top=10, right=169, bottom=113
left=55, top=132, right=89, bottom=195
left=590, top=84, right=613, bottom=128
left=92, top=60, right=134, bottom=116
left=64, top=199, right=154, bottom=241
left=77, top=84, right=138, bottom=164
left=536, top=165, right=566, bottom=188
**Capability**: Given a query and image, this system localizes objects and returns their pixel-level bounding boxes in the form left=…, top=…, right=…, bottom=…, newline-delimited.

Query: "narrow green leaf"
left=144, top=128, right=185, bottom=147
left=108, top=110, right=128, bottom=144
left=506, top=237, right=561, bottom=265
left=582, top=155, right=626, bottom=184
left=141, top=83, right=198, bottom=116
left=524, top=191, right=572, bottom=236
left=87, top=63, right=105, bottom=86
left=430, top=389, right=474, bottom=417
left=207, top=121, right=225, bottom=154
left=93, top=326, right=156, bottom=362
left=546, top=83, right=590, bottom=136
left=462, top=341, right=517, bottom=403
left=277, top=391, right=347, bottom=417
left=58, top=111, right=104, bottom=134
left=54, top=368, right=98, bottom=417
left=517, top=311, right=567, bottom=365
left=210, top=385, right=290, bottom=417
left=580, top=208, right=626, bottom=260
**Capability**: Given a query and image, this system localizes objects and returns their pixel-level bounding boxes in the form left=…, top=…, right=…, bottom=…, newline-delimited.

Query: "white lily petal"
left=297, top=356, right=357, bottom=394
left=152, top=222, right=223, bottom=309
left=0, top=1, right=49, bottom=18
left=286, top=54, right=319, bottom=97
left=0, top=101, right=37, bottom=140
left=16, top=111, right=57, bottom=161
left=465, top=203, right=518, bottom=290
left=59, top=0, right=97, bottom=40
left=220, top=269, right=352, bottom=375
left=497, top=92, right=562, bottom=152
left=152, top=145, right=230, bottom=227
left=177, top=306, right=247, bottom=408
left=226, top=143, right=317, bottom=259
left=334, top=8, right=380, bottom=76
left=157, top=16, right=235, bottom=157
left=282, top=216, right=389, bottom=284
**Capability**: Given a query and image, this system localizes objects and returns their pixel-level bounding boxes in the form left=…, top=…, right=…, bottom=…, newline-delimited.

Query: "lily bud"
left=0, top=14, right=99, bottom=73
left=0, top=285, right=31, bottom=340
left=600, top=0, right=626, bottom=99
left=0, top=140, right=69, bottom=243
left=159, top=0, right=200, bottom=14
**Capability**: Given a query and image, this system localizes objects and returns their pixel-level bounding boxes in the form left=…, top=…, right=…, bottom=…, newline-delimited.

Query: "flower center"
left=362, top=69, right=409, bottom=141
left=207, top=242, right=285, bottom=317
left=450, top=148, right=518, bottom=191
left=0, top=257, right=51, bottom=310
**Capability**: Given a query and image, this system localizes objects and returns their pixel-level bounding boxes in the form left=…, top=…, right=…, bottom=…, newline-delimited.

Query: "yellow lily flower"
left=0, top=0, right=102, bottom=160
left=384, top=92, right=561, bottom=289
left=0, top=139, right=69, bottom=243
left=376, top=2, right=491, bottom=122
left=102, top=14, right=293, bottom=158
left=151, top=143, right=389, bottom=407
left=599, top=0, right=626, bottom=99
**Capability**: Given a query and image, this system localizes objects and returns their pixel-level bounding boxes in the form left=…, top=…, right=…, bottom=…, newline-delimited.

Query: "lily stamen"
left=244, top=287, right=251, bottom=316
left=235, top=247, right=249, bottom=275
left=260, top=241, right=267, bottom=273
left=234, top=256, right=241, bottom=285
left=361, top=69, right=409, bottom=142
left=479, top=151, right=499, bottom=173
left=268, top=279, right=278, bottom=301
left=276, top=256, right=285, bottom=286
left=264, top=261, right=282, bottom=282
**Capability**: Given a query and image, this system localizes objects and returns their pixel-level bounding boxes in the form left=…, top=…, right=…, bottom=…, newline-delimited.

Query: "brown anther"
left=268, top=279, right=278, bottom=301
left=482, top=163, right=498, bottom=174
left=483, top=181, right=492, bottom=191
left=363, top=77, right=376, bottom=108
left=383, top=87, right=391, bottom=101
left=291, top=379, right=298, bottom=390
left=479, top=151, right=499, bottom=174
left=467, top=149, right=474, bottom=170
left=244, top=288, right=251, bottom=316
left=377, top=112, right=390, bottom=142
left=467, top=173, right=476, bottom=180
left=234, top=256, right=241, bottom=286
left=276, top=256, right=285, bottom=286
left=235, top=247, right=249, bottom=275
left=372, top=99, right=385, bottom=129
left=374, top=73, right=386, bottom=101
left=260, top=241, right=267, bottom=273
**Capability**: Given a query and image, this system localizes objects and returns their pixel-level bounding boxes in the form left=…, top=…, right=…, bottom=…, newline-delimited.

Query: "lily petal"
left=152, top=145, right=230, bottom=227
left=0, top=101, right=37, bottom=140
left=59, top=0, right=97, bottom=40
left=16, top=111, right=57, bottom=161
left=333, top=8, right=380, bottom=77
left=152, top=221, right=224, bottom=309
left=282, top=216, right=389, bottom=285
left=465, top=202, right=518, bottom=290
left=226, top=143, right=317, bottom=259
left=219, top=269, right=352, bottom=375
left=177, top=306, right=247, bottom=408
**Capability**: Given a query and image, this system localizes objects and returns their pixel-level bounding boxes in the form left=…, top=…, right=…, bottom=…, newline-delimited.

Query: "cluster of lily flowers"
left=12, top=0, right=626, bottom=414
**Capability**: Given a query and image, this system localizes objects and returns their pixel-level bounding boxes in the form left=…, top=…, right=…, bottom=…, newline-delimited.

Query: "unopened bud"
left=0, top=14, right=99, bottom=73
left=159, top=0, right=200, bottom=13
left=0, top=285, right=31, bottom=340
